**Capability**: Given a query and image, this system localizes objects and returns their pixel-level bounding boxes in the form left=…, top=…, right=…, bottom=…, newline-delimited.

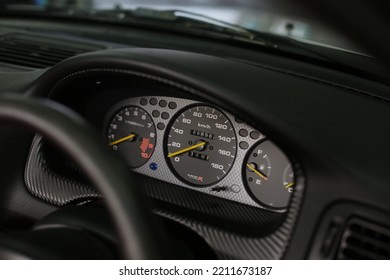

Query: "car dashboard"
left=22, top=63, right=304, bottom=259
left=0, top=19, right=389, bottom=260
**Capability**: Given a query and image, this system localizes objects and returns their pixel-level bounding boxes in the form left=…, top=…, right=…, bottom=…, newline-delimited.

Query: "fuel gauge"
left=244, top=140, right=294, bottom=209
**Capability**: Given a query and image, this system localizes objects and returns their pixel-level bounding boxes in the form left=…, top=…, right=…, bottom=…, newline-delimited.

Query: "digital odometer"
left=107, top=106, right=156, bottom=168
left=166, top=105, right=237, bottom=186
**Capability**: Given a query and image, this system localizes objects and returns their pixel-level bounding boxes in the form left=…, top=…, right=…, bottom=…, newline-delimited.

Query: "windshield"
left=2, top=0, right=360, bottom=53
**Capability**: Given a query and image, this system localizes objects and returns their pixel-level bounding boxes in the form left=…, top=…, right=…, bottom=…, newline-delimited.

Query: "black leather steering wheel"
left=0, top=94, right=162, bottom=259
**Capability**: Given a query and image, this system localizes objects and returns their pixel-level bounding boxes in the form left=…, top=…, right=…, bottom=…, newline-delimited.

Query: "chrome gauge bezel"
left=104, top=96, right=289, bottom=212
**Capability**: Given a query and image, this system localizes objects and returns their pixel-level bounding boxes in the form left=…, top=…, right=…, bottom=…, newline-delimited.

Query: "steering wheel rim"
left=0, top=94, right=162, bottom=259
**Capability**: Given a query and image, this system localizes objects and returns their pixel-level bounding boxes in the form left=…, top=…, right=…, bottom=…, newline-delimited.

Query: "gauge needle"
left=109, top=134, right=136, bottom=146
left=284, top=182, right=294, bottom=189
left=168, top=141, right=207, bottom=158
left=246, top=163, right=268, bottom=180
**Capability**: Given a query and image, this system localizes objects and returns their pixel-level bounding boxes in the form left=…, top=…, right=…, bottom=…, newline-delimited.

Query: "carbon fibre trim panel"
left=25, top=134, right=304, bottom=259
left=153, top=166, right=304, bottom=259
left=25, top=136, right=101, bottom=206
left=138, top=175, right=286, bottom=234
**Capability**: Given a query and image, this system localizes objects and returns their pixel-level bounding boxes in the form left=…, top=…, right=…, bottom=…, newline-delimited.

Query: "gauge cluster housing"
left=103, top=96, right=294, bottom=210
left=27, top=95, right=296, bottom=211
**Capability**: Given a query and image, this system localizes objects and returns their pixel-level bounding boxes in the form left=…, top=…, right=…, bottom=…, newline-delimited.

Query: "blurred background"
left=8, top=0, right=358, bottom=51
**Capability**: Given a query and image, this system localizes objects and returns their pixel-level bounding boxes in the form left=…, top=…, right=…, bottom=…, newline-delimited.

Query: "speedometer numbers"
left=107, top=106, right=156, bottom=168
left=244, top=140, right=294, bottom=209
left=166, top=105, right=236, bottom=186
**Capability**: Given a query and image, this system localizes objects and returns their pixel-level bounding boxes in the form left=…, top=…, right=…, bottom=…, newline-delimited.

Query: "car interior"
left=0, top=0, right=389, bottom=260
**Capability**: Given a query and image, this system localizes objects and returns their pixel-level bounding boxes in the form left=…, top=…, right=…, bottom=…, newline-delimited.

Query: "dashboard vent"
left=0, top=33, right=102, bottom=68
left=337, top=217, right=390, bottom=259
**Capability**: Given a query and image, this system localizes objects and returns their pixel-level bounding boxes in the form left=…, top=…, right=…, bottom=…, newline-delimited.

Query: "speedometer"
left=166, top=105, right=236, bottom=186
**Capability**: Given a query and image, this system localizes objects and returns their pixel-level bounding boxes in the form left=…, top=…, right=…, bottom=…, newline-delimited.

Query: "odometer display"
left=166, top=105, right=236, bottom=186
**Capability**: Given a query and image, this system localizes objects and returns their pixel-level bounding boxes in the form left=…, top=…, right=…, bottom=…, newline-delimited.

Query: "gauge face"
left=107, top=106, right=156, bottom=168
left=244, top=140, right=294, bottom=208
left=166, top=105, right=236, bottom=186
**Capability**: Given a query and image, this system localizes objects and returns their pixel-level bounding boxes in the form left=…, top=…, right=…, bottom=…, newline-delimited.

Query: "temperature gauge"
left=244, top=140, right=294, bottom=209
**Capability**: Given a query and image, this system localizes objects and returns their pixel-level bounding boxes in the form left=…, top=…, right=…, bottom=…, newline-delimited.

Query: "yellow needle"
left=246, top=163, right=268, bottom=180
left=284, top=182, right=294, bottom=189
left=168, top=141, right=207, bottom=158
left=109, top=134, right=136, bottom=146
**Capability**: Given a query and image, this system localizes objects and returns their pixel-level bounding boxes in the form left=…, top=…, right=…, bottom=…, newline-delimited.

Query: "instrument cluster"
left=105, top=96, right=294, bottom=210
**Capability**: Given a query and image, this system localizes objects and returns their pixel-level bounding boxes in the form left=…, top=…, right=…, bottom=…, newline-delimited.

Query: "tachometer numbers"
left=107, top=106, right=156, bottom=168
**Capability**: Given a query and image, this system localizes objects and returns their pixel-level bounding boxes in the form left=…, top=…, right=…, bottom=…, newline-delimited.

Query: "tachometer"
left=107, top=106, right=156, bottom=168
left=166, top=105, right=236, bottom=186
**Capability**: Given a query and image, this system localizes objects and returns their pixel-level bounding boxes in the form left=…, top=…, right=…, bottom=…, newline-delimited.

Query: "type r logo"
left=187, top=174, right=204, bottom=182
